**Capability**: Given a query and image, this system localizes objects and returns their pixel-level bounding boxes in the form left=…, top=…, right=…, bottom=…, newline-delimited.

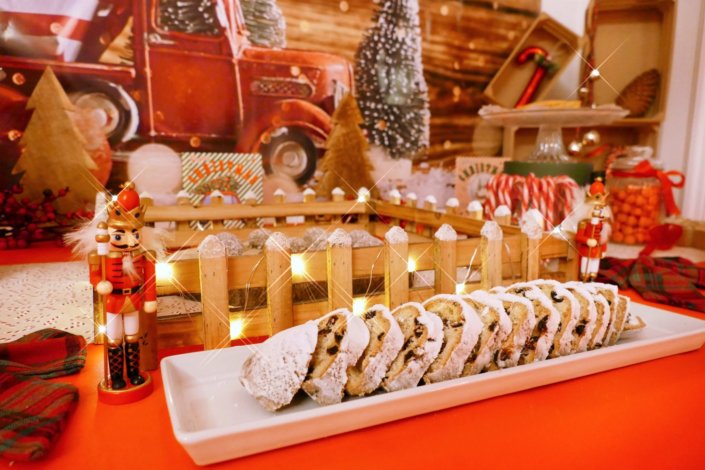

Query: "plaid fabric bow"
left=597, top=256, right=705, bottom=312
left=0, top=329, right=86, bottom=461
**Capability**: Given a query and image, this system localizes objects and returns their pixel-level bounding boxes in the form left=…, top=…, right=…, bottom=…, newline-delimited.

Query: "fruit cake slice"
left=590, top=283, right=619, bottom=347
left=490, top=292, right=536, bottom=369
left=571, top=282, right=611, bottom=349
left=461, top=290, right=511, bottom=375
left=508, top=280, right=580, bottom=358
left=346, top=304, right=404, bottom=396
left=301, top=309, right=369, bottom=405
left=606, top=294, right=631, bottom=345
left=563, top=283, right=598, bottom=353
left=422, top=294, right=482, bottom=383
left=239, top=321, right=318, bottom=411
left=382, top=302, right=443, bottom=392
left=494, top=285, right=560, bottom=363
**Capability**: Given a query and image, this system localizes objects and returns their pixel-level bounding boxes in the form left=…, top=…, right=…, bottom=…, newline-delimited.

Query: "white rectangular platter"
left=161, top=303, right=705, bottom=465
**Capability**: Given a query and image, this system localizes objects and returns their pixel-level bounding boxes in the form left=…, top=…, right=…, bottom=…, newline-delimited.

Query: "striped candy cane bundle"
left=483, top=173, right=579, bottom=227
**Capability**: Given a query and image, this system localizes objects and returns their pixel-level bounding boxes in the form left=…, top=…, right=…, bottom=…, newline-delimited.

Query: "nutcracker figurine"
left=90, top=182, right=156, bottom=403
left=575, top=178, right=609, bottom=281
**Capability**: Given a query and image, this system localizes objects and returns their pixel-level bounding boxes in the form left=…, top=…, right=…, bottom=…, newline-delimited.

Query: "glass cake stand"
left=478, top=104, right=629, bottom=162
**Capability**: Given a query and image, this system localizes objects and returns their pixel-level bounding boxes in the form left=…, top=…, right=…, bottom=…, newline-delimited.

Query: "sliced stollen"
left=571, top=282, right=612, bottom=349
left=590, top=283, right=620, bottom=347
left=563, top=282, right=598, bottom=353
left=346, top=304, right=404, bottom=396
left=494, top=284, right=560, bottom=363
left=239, top=321, right=318, bottom=411
left=606, top=294, right=631, bottom=345
left=461, top=290, right=512, bottom=375
left=383, top=302, right=443, bottom=392
left=490, top=292, right=536, bottom=369
left=302, top=309, right=370, bottom=405
left=512, top=280, right=580, bottom=357
left=422, top=294, right=483, bottom=383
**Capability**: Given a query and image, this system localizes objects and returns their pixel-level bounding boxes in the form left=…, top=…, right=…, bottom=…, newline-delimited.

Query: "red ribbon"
left=611, top=160, right=685, bottom=216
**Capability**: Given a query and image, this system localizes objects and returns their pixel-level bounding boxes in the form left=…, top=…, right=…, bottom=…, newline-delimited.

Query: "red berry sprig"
left=0, top=184, right=93, bottom=250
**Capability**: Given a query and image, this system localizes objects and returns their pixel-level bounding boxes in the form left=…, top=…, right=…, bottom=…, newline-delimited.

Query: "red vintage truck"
left=0, top=0, right=353, bottom=184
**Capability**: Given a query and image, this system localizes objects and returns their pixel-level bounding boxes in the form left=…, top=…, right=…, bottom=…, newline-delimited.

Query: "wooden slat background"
left=278, top=0, right=541, bottom=161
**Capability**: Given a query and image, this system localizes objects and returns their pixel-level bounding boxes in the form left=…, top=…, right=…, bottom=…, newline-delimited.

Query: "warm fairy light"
left=357, top=187, right=370, bottom=203
left=589, top=68, right=601, bottom=80
left=156, top=262, right=173, bottom=282
left=291, top=254, right=306, bottom=277
left=230, top=319, right=245, bottom=340
left=407, top=258, right=417, bottom=273
left=98, top=325, right=107, bottom=334
left=352, top=298, right=367, bottom=316
left=456, top=283, right=465, bottom=295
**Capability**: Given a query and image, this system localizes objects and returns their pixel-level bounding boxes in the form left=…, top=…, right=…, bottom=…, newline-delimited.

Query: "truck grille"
left=250, top=78, right=313, bottom=98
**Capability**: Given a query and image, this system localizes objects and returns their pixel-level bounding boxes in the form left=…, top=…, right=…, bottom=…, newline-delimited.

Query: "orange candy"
left=624, top=235, right=637, bottom=244
left=612, top=231, right=625, bottom=243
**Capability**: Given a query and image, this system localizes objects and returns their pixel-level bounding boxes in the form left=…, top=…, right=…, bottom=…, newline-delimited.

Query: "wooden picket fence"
left=98, top=189, right=579, bottom=351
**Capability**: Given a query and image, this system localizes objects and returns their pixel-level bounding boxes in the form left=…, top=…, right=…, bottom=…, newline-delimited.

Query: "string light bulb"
left=155, top=262, right=173, bottom=282
left=291, top=254, right=306, bottom=277
left=455, top=283, right=465, bottom=295
left=407, top=258, right=417, bottom=273
left=352, top=298, right=367, bottom=316
left=230, top=318, right=245, bottom=340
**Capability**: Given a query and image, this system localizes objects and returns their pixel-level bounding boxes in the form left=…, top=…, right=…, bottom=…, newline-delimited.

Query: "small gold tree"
left=13, top=67, right=99, bottom=212
left=317, top=94, right=377, bottom=198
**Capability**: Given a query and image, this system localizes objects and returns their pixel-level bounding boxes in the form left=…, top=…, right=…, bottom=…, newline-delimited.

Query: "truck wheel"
left=261, top=131, right=318, bottom=185
left=68, top=81, right=138, bottom=147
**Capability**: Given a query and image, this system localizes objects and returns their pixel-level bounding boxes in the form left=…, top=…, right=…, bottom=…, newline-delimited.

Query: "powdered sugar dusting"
left=423, top=294, right=482, bottom=383
left=176, top=190, right=191, bottom=199
left=520, top=213, right=544, bottom=240
left=243, top=190, right=258, bottom=201
left=384, top=303, right=443, bottom=392
left=327, top=228, right=352, bottom=248
left=385, top=226, right=408, bottom=244
left=424, top=195, right=437, bottom=204
left=265, top=232, right=290, bottom=252
left=434, top=224, right=457, bottom=241
left=480, top=221, right=503, bottom=240
left=303, top=188, right=316, bottom=196
left=239, top=321, right=318, bottom=411
left=197, top=235, right=225, bottom=258
left=274, top=188, right=286, bottom=197
left=388, top=189, right=401, bottom=200
left=331, top=187, right=345, bottom=196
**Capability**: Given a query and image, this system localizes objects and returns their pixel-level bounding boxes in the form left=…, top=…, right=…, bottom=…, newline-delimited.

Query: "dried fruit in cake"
left=606, top=294, right=631, bottom=345
left=493, top=284, right=560, bottom=364
left=382, top=302, right=443, bottom=392
left=510, top=280, right=580, bottom=358
left=239, top=321, right=318, bottom=411
left=563, top=283, right=599, bottom=353
left=460, top=290, right=511, bottom=375
left=346, top=304, right=404, bottom=396
left=489, top=292, right=536, bottom=369
left=301, top=309, right=369, bottom=405
left=422, top=294, right=483, bottom=383
left=570, top=282, right=612, bottom=350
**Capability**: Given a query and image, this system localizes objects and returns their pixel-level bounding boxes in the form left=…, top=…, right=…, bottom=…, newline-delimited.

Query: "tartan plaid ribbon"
left=597, top=257, right=705, bottom=312
left=0, top=329, right=86, bottom=461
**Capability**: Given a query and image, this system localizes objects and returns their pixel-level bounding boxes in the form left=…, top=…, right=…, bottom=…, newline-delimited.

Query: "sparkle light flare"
left=352, top=298, right=367, bottom=316
left=230, top=318, right=245, bottom=340
left=291, top=254, right=306, bottom=277
left=155, top=262, right=174, bottom=282
left=407, top=258, right=417, bottom=273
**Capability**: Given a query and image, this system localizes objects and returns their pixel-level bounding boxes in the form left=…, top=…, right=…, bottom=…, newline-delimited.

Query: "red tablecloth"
left=2, top=290, right=703, bottom=469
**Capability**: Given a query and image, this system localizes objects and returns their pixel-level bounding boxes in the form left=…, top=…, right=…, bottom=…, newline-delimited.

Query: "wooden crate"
left=483, top=13, right=582, bottom=108
left=102, top=194, right=579, bottom=350
left=585, top=0, right=675, bottom=120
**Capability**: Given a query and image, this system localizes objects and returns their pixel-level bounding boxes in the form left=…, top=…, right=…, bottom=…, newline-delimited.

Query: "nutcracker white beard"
left=122, top=252, right=139, bottom=279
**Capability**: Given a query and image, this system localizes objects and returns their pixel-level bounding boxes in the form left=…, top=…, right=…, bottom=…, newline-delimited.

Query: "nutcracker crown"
left=586, top=178, right=608, bottom=206
left=106, top=182, right=146, bottom=229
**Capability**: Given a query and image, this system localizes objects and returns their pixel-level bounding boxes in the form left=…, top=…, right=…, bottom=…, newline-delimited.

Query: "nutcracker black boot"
left=125, top=338, right=145, bottom=386
left=107, top=346, right=126, bottom=390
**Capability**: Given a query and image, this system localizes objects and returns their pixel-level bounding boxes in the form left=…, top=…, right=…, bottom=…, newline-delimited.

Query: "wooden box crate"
left=584, top=0, right=675, bottom=120
left=483, top=13, right=582, bottom=108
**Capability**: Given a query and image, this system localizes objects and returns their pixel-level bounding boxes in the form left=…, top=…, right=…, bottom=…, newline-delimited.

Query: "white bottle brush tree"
left=354, top=0, right=429, bottom=160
